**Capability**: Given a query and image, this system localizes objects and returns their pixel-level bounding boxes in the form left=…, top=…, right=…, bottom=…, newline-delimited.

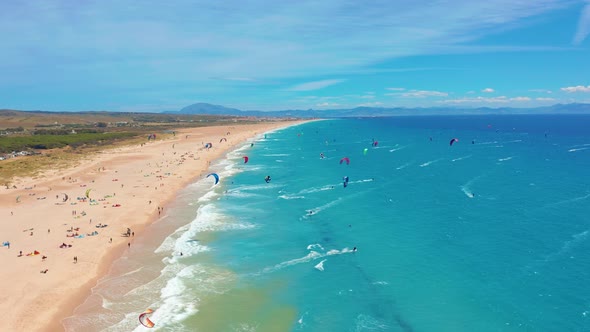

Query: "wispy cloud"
left=0, top=1, right=577, bottom=81
left=536, top=97, right=556, bottom=101
left=209, top=77, right=257, bottom=82
left=573, top=1, right=590, bottom=45
left=386, top=87, right=406, bottom=91
left=316, top=102, right=340, bottom=107
left=357, top=102, right=384, bottom=107
left=388, top=90, right=448, bottom=97
left=482, top=88, right=495, bottom=93
left=288, top=79, right=345, bottom=91
left=561, top=85, right=590, bottom=92
left=442, top=95, right=533, bottom=104
left=529, top=89, right=553, bottom=94
left=0, top=0, right=583, bottom=110
left=511, top=96, right=531, bottom=101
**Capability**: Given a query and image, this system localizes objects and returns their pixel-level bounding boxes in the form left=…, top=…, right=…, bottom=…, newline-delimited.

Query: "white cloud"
left=536, top=97, right=556, bottom=101
left=561, top=85, right=590, bottom=93
left=316, top=102, right=340, bottom=107
left=529, top=89, right=553, bottom=94
left=357, top=102, right=383, bottom=107
left=288, top=79, right=345, bottom=91
left=360, top=94, right=376, bottom=99
left=573, top=2, right=590, bottom=45
left=510, top=96, right=531, bottom=101
left=482, top=88, right=495, bottom=93
left=386, top=87, right=406, bottom=91
left=442, top=95, right=536, bottom=104
left=0, top=0, right=581, bottom=110
left=400, top=90, right=448, bottom=97
left=442, top=96, right=508, bottom=104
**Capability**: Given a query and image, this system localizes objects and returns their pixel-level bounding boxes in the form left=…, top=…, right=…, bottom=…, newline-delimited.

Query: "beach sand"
left=0, top=121, right=304, bottom=331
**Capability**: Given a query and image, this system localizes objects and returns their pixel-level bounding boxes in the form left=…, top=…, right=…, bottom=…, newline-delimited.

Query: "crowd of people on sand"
left=4, top=170, right=148, bottom=276
left=3, top=126, right=246, bottom=286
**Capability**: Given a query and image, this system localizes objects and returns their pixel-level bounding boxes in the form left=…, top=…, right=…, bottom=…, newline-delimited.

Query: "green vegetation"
left=0, top=109, right=290, bottom=183
left=0, top=132, right=137, bottom=153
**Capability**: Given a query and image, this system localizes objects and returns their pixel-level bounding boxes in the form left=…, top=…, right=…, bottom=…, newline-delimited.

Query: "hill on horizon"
left=165, top=102, right=590, bottom=117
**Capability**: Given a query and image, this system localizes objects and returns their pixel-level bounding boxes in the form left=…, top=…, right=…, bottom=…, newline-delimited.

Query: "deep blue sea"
left=65, top=115, right=590, bottom=332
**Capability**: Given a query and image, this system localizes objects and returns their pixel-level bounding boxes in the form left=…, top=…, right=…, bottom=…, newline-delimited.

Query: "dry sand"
left=0, top=121, right=304, bottom=331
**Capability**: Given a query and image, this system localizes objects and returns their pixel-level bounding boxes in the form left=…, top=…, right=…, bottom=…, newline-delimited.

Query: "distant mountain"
left=166, top=102, right=590, bottom=118
left=165, top=103, right=242, bottom=115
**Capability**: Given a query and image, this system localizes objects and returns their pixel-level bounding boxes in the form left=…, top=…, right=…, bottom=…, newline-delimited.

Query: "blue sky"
left=1, top=0, right=590, bottom=112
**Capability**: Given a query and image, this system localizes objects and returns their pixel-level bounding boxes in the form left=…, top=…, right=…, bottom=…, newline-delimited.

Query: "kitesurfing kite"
left=139, top=309, right=155, bottom=328
left=16, top=196, right=21, bottom=203
left=372, top=140, right=378, bottom=147
left=449, top=138, right=459, bottom=146
left=363, top=148, right=368, bottom=155
left=204, top=142, right=213, bottom=149
left=340, top=157, right=350, bottom=165
left=243, top=156, right=249, bottom=164
left=62, top=193, right=69, bottom=202
left=207, top=173, right=219, bottom=185
left=85, top=189, right=92, bottom=199
left=219, top=138, right=227, bottom=143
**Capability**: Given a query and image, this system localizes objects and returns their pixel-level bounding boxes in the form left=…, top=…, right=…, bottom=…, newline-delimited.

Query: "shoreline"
left=0, top=120, right=309, bottom=331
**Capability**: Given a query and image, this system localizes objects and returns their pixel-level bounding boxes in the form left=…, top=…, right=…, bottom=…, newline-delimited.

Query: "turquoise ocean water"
left=64, top=115, right=590, bottom=332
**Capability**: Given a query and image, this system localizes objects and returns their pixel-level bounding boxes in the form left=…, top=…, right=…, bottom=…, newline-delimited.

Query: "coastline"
left=0, top=120, right=309, bottom=332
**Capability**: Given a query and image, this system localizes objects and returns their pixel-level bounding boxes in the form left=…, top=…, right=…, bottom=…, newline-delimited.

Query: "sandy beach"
left=0, top=120, right=304, bottom=332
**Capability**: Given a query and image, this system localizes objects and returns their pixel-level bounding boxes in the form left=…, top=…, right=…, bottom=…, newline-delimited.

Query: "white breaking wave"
left=419, top=158, right=443, bottom=167
left=261, top=247, right=355, bottom=274
left=348, top=178, right=375, bottom=185
left=461, top=187, right=475, bottom=198
left=307, top=243, right=325, bottom=251
left=498, top=156, right=513, bottom=162
left=460, top=175, right=484, bottom=198
left=389, top=146, right=406, bottom=152
left=297, top=184, right=337, bottom=195
left=452, top=155, right=472, bottom=162
left=278, top=194, right=305, bottom=200
left=305, top=198, right=343, bottom=218
left=568, top=143, right=590, bottom=148
left=396, top=162, right=412, bottom=170
left=315, top=259, right=327, bottom=271
left=568, top=147, right=590, bottom=152
left=156, top=204, right=254, bottom=257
